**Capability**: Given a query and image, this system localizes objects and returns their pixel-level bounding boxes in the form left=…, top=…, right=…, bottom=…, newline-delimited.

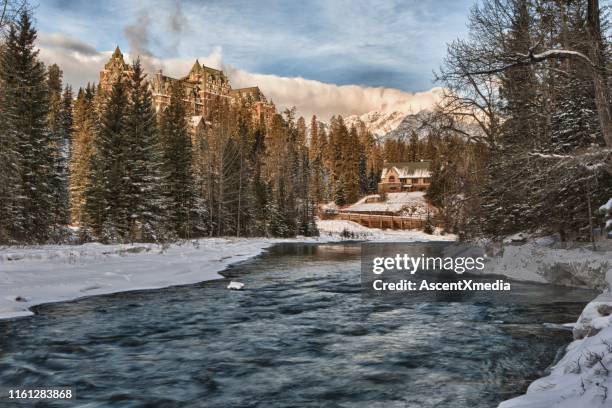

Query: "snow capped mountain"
left=341, top=109, right=481, bottom=142
left=344, top=109, right=432, bottom=141
left=316, top=98, right=479, bottom=143
left=344, top=110, right=408, bottom=137
left=382, top=111, right=433, bottom=141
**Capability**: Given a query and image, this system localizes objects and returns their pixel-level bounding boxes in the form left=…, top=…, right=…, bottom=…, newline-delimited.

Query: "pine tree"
left=47, top=64, right=70, bottom=227
left=124, top=59, right=169, bottom=241
left=343, top=124, right=361, bottom=203
left=70, top=84, right=97, bottom=226
left=367, top=167, right=379, bottom=194
left=423, top=212, right=434, bottom=234
left=307, top=115, right=329, bottom=204
left=85, top=78, right=130, bottom=241
left=408, top=131, right=419, bottom=161
left=47, top=64, right=62, bottom=133
left=0, top=31, right=22, bottom=243
left=249, top=123, right=269, bottom=236
left=159, top=81, right=203, bottom=238
left=334, top=180, right=346, bottom=206
left=0, top=11, right=57, bottom=242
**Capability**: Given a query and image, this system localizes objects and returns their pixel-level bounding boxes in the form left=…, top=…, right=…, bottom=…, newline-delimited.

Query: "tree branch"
left=466, top=49, right=595, bottom=75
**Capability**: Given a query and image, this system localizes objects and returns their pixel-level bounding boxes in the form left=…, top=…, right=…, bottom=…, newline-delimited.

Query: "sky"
left=34, top=0, right=474, bottom=120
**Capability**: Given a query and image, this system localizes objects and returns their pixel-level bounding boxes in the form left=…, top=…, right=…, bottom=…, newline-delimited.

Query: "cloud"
left=168, top=0, right=187, bottom=36
left=37, top=39, right=441, bottom=121
left=123, top=11, right=159, bottom=72
left=227, top=67, right=443, bottom=120
left=37, top=33, right=98, bottom=56
left=38, top=40, right=110, bottom=89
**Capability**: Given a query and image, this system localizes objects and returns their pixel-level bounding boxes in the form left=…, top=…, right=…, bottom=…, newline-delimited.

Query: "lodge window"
left=388, top=176, right=395, bottom=182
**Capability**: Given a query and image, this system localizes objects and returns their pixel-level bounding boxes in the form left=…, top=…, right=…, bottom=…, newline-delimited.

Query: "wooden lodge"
left=378, top=161, right=432, bottom=194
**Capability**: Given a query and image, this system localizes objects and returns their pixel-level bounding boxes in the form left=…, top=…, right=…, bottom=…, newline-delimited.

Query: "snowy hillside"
left=317, top=219, right=453, bottom=241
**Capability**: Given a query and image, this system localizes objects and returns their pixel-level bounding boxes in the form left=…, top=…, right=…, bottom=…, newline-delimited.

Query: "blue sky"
left=36, top=0, right=473, bottom=93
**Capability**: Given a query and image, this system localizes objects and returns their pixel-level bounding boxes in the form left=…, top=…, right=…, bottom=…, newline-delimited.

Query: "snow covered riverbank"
left=0, top=221, right=455, bottom=320
left=0, top=239, right=276, bottom=320
left=500, top=271, right=612, bottom=408
left=495, top=239, right=612, bottom=408
left=485, top=239, right=611, bottom=290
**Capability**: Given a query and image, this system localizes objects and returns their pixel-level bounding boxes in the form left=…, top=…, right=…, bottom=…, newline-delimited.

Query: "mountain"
left=381, top=111, right=433, bottom=141
left=344, top=109, right=432, bottom=141
left=319, top=109, right=480, bottom=143
left=344, top=111, right=408, bottom=138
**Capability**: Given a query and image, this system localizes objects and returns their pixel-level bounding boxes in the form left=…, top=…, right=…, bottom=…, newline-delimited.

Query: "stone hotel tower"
left=100, top=47, right=276, bottom=124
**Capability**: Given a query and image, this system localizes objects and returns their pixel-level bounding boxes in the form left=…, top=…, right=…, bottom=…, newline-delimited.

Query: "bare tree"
left=0, top=0, right=27, bottom=37
left=452, top=0, right=611, bottom=147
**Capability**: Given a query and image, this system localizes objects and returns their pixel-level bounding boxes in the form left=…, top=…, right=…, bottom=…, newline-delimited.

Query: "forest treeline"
left=0, top=7, right=440, bottom=244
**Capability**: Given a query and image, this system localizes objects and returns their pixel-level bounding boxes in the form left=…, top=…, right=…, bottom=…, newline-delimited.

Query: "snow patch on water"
left=227, top=281, right=244, bottom=290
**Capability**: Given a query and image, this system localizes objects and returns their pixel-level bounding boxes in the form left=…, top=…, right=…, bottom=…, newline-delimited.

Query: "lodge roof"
left=381, top=161, right=432, bottom=179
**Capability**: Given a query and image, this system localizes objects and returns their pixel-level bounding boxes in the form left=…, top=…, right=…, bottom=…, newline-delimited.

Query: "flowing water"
left=0, top=243, right=596, bottom=407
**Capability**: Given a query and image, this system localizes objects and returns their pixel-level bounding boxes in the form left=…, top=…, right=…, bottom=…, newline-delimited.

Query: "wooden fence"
left=334, top=212, right=442, bottom=230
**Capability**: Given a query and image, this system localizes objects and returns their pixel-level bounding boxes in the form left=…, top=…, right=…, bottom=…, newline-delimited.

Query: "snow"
left=502, top=232, right=529, bottom=244
left=344, top=110, right=409, bottom=137
left=500, top=268, right=612, bottom=408
left=0, top=220, right=455, bottom=321
left=0, top=239, right=273, bottom=320
left=316, top=219, right=454, bottom=242
left=496, top=236, right=612, bottom=408
left=227, top=281, right=244, bottom=290
left=483, top=240, right=611, bottom=288
left=601, top=198, right=612, bottom=234
left=600, top=198, right=612, bottom=213
left=387, top=191, right=427, bottom=203
left=343, top=192, right=431, bottom=217
left=380, top=165, right=431, bottom=180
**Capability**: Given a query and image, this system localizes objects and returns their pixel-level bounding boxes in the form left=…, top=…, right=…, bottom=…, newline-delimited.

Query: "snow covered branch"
left=466, top=49, right=595, bottom=76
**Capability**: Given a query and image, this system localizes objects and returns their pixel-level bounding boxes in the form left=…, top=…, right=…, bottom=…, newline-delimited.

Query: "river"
left=0, top=243, right=596, bottom=407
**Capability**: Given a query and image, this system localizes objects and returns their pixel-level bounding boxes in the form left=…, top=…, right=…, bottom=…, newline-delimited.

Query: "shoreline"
left=495, top=241, right=612, bottom=408
left=0, top=224, right=455, bottom=321
left=0, top=238, right=278, bottom=320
